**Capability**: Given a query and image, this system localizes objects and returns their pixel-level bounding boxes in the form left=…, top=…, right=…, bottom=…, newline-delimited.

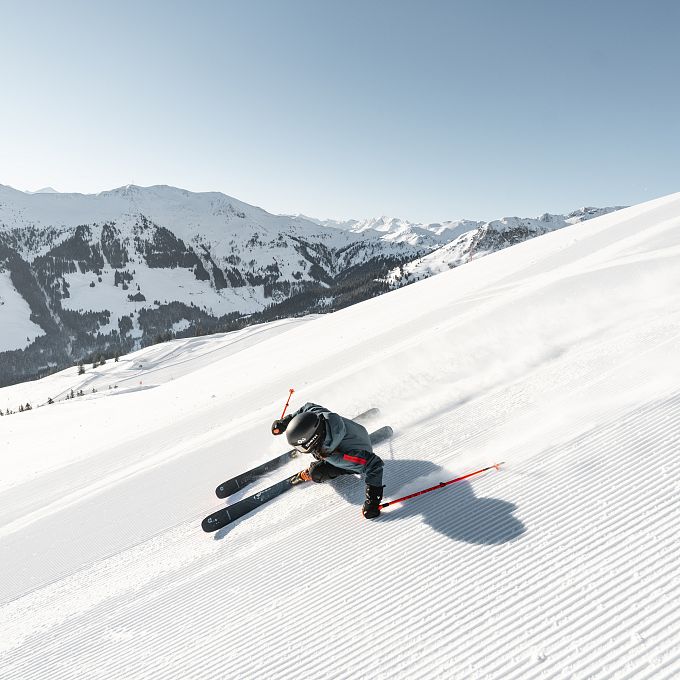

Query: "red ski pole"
left=379, top=462, right=503, bottom=509
left=272, top=389, right=295, bottom=435
left=280, top=388, right=294, bottom=419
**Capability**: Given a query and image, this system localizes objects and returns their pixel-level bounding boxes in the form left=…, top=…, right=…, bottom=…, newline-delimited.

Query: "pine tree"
left=78, top=363, right=85, bottom=375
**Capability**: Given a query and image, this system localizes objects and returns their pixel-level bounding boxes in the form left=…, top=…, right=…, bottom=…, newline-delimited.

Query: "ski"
left=215, top=407, right=381, bottom=498
left=202, top=425, right=393, bottom=532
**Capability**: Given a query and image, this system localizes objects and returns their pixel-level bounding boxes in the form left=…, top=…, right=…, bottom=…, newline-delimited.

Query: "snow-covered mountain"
left=0, top=183, right=623, bottom=387
left=0, top=184, right=421, bottom=385
left=304, top=208, right=625, bottom=259
left=388, top=206, right=624, bottom=284
left=24, top=187, right=60, bottom=194
left=306, top=215, right=485, bottom=248
left=1, top=192, right=678, bottom=679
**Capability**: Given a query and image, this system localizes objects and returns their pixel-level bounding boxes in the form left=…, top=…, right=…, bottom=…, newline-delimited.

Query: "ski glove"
left=271, top=414, right=293, bottom=435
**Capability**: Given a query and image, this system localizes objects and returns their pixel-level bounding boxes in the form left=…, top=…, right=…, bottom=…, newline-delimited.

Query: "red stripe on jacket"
left=343, top=453, right=367, bottom=465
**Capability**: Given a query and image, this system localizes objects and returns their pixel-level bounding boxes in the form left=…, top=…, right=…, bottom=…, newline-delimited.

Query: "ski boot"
left=362, top=484, right=384, bottom=519
left=292, top=468, right=312, bottom=484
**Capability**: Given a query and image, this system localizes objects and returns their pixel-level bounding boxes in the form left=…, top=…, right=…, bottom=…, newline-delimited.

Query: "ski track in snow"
left=1, top=193, right=680, bottom=679
left=3, top=388, right=679, bottom=679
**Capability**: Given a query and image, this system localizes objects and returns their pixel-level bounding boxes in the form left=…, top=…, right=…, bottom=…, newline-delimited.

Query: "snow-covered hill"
left=1, top=192, right=679, bottom=678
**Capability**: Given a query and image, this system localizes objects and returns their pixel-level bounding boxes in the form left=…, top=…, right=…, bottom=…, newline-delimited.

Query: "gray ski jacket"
left=291, top=402, right=384, bottom=487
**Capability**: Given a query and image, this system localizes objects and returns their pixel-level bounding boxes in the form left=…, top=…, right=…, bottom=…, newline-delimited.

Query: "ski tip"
left=202, top=511, right=231, bottom=533
left=215, top=485, right=232, bottom=499
left=368, top=425, right=393, bottom=445
left=354, top=407, right=380, bottom=422
left=201, top=518, right=218, bottom=533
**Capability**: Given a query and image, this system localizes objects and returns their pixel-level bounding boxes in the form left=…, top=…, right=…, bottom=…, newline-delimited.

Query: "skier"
left=272, top=402, right=385, bottom=519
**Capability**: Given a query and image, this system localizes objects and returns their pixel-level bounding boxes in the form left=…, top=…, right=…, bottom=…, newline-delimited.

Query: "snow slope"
left=1, top=193, right=680, bottom=679
left=0, top=271, right=45, bottom=351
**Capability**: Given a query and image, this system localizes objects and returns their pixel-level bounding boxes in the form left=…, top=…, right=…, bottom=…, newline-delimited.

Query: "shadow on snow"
left=331, top=458, right=525, bottom=545
left=213, top=458, right=525, bottom=545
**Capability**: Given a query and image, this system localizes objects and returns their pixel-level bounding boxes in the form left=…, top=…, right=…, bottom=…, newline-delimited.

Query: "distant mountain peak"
left=26, top=187, right=60, bottom=194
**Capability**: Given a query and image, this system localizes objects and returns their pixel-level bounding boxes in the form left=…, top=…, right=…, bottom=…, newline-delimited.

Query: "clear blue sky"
left=1, top=0, right=679, bottom=221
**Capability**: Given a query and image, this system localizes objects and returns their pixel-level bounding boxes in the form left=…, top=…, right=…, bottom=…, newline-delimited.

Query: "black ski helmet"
left=286, top=412, right=326, bottom=453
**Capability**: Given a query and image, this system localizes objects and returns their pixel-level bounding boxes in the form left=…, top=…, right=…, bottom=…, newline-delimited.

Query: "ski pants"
left=309, top=451, right=384, bottom=487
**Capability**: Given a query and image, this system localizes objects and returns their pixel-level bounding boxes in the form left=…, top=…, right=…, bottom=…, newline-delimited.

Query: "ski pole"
left=379, top=462, right=503, bottom=509
left=272, top=389, right=295, bottom=434
left=280, top=388, right=294, bottom=419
